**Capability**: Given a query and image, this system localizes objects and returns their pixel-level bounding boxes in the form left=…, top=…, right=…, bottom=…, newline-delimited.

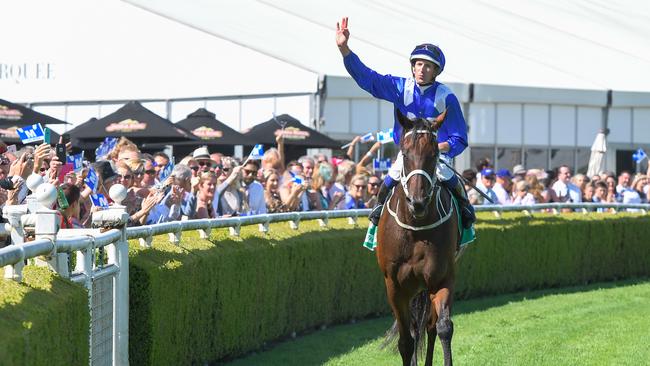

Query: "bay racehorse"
left=376, top=110, right=460, bottom=366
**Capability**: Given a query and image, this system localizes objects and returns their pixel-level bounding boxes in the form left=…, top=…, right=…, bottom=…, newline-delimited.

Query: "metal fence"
left=1, top=181, right=649, bottom=365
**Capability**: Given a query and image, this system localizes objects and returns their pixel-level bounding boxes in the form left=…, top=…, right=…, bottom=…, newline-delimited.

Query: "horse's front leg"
left=385, top=278, right=415, bottom=366
left=433, top=285, right=454, bottom=366
left=424, top=292, right=438, bottom=366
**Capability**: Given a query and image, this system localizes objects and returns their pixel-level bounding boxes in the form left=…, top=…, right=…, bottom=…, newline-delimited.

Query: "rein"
left=388, top=127, right=454, bottom=231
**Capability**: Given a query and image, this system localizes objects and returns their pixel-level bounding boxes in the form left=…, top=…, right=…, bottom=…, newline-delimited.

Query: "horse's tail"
left=380, top=291, right=431, bottom=358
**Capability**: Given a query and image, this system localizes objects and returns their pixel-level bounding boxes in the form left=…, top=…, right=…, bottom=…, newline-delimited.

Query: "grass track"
left=222, top=279, right=650, bottom=365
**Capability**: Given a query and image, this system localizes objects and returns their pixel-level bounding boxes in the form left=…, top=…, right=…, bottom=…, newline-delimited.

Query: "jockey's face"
left=411, top=59, right=437, bottom=85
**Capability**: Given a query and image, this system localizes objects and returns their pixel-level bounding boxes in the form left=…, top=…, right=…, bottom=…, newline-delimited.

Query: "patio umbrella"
left=0, top=98, right=68, bottom=127
left=586, top=130, right=607, bottom=177
left=68, top=101, right=196, bottom=145
left=243, top=114, right=340, bottom=149
left=140, top=108, right=254, bottom=155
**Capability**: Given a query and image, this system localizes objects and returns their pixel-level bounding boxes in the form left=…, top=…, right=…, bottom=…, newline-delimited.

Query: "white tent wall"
left=4, top=0, right=650, bottom=173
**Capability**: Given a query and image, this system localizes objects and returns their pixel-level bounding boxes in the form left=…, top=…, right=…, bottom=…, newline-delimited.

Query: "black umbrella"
left=243, top=114, right=340, bottom=149
left=0, top=98, right=68, bottom=127
left=141, top=108, right=253, bottom=149
left=68, top=101, right=196, bottom=145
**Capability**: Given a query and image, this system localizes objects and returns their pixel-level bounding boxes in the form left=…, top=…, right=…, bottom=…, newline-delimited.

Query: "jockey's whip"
left=438, top=158, right=495, bottom=204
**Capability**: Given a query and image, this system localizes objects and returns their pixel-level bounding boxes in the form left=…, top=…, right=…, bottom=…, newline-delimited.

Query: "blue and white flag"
left=67, top=152, right=84, bottom=172
left=90, top=193, right=109, bottom=208
left=16, top=123, right=45, bottom=144
left=377, top=128, right=394, bottom=145
left=289, top=171, right=303, bottom=184
left=360, top=132, right=375, bottom=143
left=633, top=148, right=647, bottom=163
left=95, top=137, right=118, bottom=160
left=373, top=158, right=392, bottom=171
left=84, top=167, right=98, bottom=192
left=158, top=162, right=174, bottom=182
left=248, top=144, right=264, bottom=160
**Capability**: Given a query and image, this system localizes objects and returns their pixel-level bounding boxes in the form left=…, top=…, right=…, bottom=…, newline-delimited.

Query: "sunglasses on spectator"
left=222, top=167, right=231, bottom=172
left=369, top=182, right=380, bottom=187
left=190, top=166, right=199, bottom=171
left=198, top=161, right=213, bottom=167
left=119, top=174, right=133, bottom=180
left=243, top=169, right=257, bottom=175
left=144, top=169, right=156, bottom=175
left=353, top=184, right=366, bottom=189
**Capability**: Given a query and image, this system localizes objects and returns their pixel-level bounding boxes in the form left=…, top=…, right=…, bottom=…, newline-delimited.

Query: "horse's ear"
left=395, top=108, right=414, bottom=131
left=431, top=109, right=447, bottom=131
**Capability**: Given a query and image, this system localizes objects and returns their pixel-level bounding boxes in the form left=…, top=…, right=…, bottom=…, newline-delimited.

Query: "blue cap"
left=496, top=169, right=512, bottom=178
left=481, top=168, right=495, bottom=178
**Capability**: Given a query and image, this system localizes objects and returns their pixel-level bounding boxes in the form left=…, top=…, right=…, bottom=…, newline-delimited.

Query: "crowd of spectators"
left=1, top=134, right=648, bottom=238
left=462, top=157, right=650, bottom=211
left=0, top=134, right=386, bottom=232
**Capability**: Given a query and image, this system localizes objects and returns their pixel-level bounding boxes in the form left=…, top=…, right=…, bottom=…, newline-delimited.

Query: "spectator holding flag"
left=213, top=157, right=243, bottom=217
left=336, top=17, right=474, bottom=236
left=240, top=159, right=267, bottom=215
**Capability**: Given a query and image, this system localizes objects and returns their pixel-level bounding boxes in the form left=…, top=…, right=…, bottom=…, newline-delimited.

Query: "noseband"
left=400, top=129, right=438, bottom=204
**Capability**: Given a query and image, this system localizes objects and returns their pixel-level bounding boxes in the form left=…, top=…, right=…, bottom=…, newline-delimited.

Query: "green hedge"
left=456, top=212, right=650, bottom=298
left=128, top=219, right=387, bottom=365
left=128, top=213, right=650, bottom=365
left=0, top=265, right=89, bottom=366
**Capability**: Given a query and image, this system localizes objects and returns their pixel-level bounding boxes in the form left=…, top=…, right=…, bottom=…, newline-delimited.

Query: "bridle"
left=400, top=128, right=438, bottom=204
left=386, top=126, right=455, bottom=231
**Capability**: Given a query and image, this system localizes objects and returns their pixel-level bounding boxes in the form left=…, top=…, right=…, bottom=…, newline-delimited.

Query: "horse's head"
left=396, top=109, right=445, bottom=219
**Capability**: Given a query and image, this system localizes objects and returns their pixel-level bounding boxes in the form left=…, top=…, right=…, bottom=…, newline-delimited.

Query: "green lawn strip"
left=224, top=279, right=650, bottom=366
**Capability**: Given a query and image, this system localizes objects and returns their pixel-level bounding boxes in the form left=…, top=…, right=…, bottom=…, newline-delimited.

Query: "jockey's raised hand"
left=336, top=17, right=351, bottom=56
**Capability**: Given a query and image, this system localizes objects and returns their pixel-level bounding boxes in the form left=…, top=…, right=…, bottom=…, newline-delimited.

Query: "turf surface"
left=223, top=279, right=650, bottom=365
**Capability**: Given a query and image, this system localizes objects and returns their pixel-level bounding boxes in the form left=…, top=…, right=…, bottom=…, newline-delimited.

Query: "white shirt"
left=492, top=182, right=512, bottom=205
left=552, top=180, right=582, bottom=203
left=513, top=192, right=536, bottom=206
left=243, top=181, right=267, bottom=216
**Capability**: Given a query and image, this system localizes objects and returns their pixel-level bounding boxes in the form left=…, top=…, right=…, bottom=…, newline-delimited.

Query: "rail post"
left=2, top=205, right=28, bottom=281
left=34, top=183, right=66, bottom=277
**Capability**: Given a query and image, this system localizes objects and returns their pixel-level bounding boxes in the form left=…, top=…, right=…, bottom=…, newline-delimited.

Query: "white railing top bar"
left=3, top=202, right=650, bottom=269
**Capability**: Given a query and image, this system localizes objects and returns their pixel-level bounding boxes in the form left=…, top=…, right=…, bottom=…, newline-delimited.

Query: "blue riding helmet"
left=410, top=43, right=445, bottom=73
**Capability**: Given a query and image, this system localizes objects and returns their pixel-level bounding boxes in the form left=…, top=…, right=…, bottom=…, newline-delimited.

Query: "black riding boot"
left=450, top=180, right=476, bottom=230
left=368, top=181, right=391, bottom=226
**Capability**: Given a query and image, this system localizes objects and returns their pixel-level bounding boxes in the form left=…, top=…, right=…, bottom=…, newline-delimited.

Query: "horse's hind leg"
left=433, top=286, right=454, bottom=366
left=385, top=280, right=415, bottom=366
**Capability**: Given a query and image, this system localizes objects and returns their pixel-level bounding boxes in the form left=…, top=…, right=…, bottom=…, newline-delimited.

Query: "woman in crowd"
left=279, top=169, right=308, bottom=212
left=525, top=172, right=546, bottom=203
left=263, top=169, right=294, bottom=213
left=512, top=180, right=535, bottom=205
left=306, top=161, right=343, bottom=210
left=115, top=161, right=141, bottom=217
left=213, top=157, right=243, bottom=217
left=344, top=174, right=369, bottom=209
left=195, top=171, right=218, bottom=219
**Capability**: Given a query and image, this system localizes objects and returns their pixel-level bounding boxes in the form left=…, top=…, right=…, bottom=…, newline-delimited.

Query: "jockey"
left=336, top=17, right=476, bottom=230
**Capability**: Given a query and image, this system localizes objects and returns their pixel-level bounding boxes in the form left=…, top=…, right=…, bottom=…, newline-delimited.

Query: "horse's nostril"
left=412, top=200, right=426, bottom=213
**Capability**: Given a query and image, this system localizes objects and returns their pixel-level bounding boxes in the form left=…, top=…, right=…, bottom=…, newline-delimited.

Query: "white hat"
left=512, top=164, right=526, bottom=175
left=192, top=146, right=211, bottom=161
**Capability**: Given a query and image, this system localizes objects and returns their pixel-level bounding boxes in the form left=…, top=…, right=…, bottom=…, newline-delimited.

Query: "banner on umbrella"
left=16, top=123, right=45, bottom=144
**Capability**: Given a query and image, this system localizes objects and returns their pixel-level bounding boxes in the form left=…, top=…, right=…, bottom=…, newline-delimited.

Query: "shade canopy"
left=68, top=101, right=196, bottom=144
left=243, top=114, right=340, bottom=149
left=177, top=108, right=253, bottom=146
left=0, top=99, right=68, bottom=127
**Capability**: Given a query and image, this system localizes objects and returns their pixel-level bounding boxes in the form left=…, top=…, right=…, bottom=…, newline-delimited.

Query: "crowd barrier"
left=1, top=178, right=649, bottom=365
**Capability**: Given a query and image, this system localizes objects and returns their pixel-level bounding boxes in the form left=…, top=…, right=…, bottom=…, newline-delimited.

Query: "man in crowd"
left=552, top=165, right=582, bottom=203
left=478, top=168, right=499, bottom=205
left=493, top=169, right=513, bottom=205
left=240, top=160, right=267, bottom=216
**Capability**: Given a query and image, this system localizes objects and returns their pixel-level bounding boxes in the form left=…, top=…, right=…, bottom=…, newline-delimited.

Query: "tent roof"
left=243, top=114, right=340, bottom=149
left=69, top=101, right=196, bottom=142
left=126, top=0, right=650, bottom=92
left=0, top=99, right=68, bottom=126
